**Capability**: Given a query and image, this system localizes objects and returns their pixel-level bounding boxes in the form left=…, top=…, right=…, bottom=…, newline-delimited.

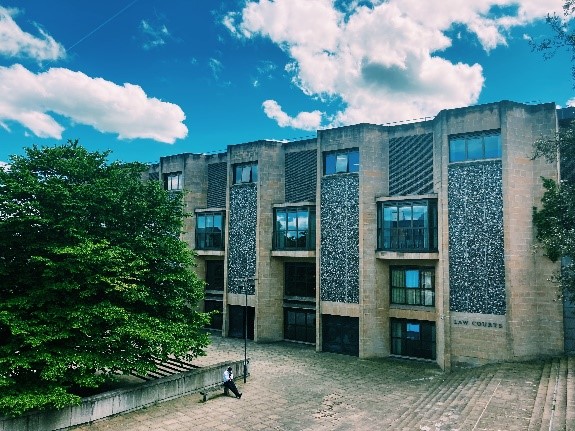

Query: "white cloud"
left=140, top=19, right=170, bottom=50
left=0, top=64, right=188, bottom=143
left=262, top=99, right=322, bottom=130
left=0, top=6, right=65, bottom=61
left=225, top=0, right=564, bottom=128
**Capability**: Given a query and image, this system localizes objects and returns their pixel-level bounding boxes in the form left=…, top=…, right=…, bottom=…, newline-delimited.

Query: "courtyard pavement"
left=71, top=334, right=574, bottom=431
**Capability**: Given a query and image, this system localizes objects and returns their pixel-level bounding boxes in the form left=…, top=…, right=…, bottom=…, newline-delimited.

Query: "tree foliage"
left=530, top=0, right=575, bottom=83
left=0, top=141, right=210, bottom=417
left=530, top=0, right=575, bottom=301
left=533, top=121, right=575, bottom=299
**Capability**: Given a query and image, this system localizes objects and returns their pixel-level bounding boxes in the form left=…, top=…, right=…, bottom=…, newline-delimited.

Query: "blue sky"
left=0, top=0, right=572, bottom=165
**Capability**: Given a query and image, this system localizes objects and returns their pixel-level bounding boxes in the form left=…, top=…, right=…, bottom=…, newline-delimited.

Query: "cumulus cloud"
left=262, top=100, right=322, bottom=130
left=0, top=6, right=65, bottom=62
left=225, top=0, right=564, bottom=128
left=0, top=64, right=188, bottom=143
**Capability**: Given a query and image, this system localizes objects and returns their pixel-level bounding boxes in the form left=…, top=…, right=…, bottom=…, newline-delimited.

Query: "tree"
left=0, top=141, right=210, bottom=417
left=530, top=0, right=575, bottom=301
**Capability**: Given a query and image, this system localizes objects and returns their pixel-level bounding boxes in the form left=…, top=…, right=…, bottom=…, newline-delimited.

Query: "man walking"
left=223, top=366, right=242, bottom=399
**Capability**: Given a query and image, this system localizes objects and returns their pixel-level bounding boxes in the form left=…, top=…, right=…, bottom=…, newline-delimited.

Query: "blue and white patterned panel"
left=320, top=174, right=359, bottom=303
left=228, top=183, right=257, bottom=294
left=448, top=160, right=505, bottom=315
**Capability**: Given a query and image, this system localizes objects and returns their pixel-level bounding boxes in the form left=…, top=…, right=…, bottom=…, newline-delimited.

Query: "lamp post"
left=243, top=281, right=248, bottom=384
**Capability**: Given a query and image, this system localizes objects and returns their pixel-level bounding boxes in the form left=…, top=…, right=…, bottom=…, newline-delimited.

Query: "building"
left=150, top=100, right=571, bottom=369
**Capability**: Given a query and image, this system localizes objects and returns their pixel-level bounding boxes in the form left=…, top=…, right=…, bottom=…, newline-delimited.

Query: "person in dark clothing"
left=223, top=366, right=242, bottom=399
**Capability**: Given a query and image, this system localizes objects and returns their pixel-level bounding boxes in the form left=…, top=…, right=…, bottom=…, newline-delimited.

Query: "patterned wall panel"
left=389, top=134, right=433, bottom=196
left=228, top=183, right=257, bottom=294
left=207, top=162, right=227, bottom=208
left=320, top=174, right=359, bottom=303
left=285, top=150, right=317, bottom=202
left=448, top=160, right=505, bottom=315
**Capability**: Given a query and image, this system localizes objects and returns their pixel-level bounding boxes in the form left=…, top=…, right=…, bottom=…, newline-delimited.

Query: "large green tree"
left=531, top=0, right=575, bottom=300
left=0, top=141, right=210, bottom=417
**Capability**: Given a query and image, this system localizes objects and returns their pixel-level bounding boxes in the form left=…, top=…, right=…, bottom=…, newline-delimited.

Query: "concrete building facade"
left=150, top=100, right=569, bottom=369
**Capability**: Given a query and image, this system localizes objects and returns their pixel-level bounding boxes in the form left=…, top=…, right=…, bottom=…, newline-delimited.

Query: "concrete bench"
left=199, top=384, right=229, bottom=402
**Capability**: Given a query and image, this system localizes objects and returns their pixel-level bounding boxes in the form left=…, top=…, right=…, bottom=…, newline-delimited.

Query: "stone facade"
left=151, top=101, right=566, bottom=369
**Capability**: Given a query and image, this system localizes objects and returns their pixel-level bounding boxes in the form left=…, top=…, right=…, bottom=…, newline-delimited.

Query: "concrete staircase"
left=388, top=356, right=575, bottom=431
left=528, top=356, right=575, bottom=431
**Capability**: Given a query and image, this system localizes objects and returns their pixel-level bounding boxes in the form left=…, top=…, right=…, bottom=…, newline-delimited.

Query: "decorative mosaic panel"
left=228, top=183, right=257, bottom=294
left=207, top=162, right=227, bottom=208
left=448, top=160, right=505, bottom=315
left=285, top=150, right=317, bottom=202
left=320, top=174, right=359, bottom=303
left=389, top=133, right=433, bottom=196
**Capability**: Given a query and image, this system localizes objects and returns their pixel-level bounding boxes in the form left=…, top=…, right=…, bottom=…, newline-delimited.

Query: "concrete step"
left=549, top=357, right=568, bottom=431
left=393, top=368, right=491, bottom=430
left=528, top=360, right=553, bottom=431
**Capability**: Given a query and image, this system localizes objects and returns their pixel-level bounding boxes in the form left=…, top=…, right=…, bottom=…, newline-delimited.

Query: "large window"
left=273, top=207, right=315, bottom=250
left=324, top=149, right=359, bottom=175
left=391, top=319, right=436, bottom=360
left=449, top=131, right=501, bottom=163
left=233, top=162, right=258, bottom=184
left=390, top=267, right=434, bottom=306
left=284, top=308, right=316, bottom=344
left=205, top=260, right=224, bottom=291
left=163, top=171, right=182, bottom=190
left=377, top=199, right=437, bottom=252
left=285, top=262, right=316, bottom=298
left=195, top=212, right=225, bottom=250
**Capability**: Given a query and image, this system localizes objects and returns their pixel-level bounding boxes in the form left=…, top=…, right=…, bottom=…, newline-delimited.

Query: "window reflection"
left=273, top=206, right=315, bottom=250
left=324, top=149, right=359, bottom=175
left=449, top=131, right=501, bottom=163
left=196, top=212, right=225, bottom=250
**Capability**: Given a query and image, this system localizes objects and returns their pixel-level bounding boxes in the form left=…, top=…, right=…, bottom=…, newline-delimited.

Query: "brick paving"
left=71, top=335, right=574, bottom=431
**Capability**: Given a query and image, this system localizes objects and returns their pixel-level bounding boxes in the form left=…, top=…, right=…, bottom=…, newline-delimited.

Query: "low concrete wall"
left=0, top=359, right=247, bottom=431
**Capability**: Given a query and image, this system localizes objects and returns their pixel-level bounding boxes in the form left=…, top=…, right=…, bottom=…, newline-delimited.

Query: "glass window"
left=449, top=131, right=501, bottom=163
left=205, top=260, right=224, bottom=291
left=323, top=149, right=359, bottom=175
left=377, top=199, right=437, bottom=252
left=390, top=267, right=435, bottom=306
left=273, top=206, right=315, bottom=250
left=284, top=308, right=315, bottom=344
left=233, top=162, right=258, bottom=184
left=195, top=212, right=225, bottom=250
left=390, top=318, right=436, bottom=359
left=163, top=172, right=182, bottom=191
left=285, top=262, right=316, bottom=298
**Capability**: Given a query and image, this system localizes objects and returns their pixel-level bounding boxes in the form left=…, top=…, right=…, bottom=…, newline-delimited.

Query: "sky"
left=0, top=0, right=573, bottom=166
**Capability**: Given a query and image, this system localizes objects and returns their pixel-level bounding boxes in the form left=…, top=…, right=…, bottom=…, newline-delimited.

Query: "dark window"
left=449, top=131, right=501, bottom=163
left=205, top=260, right=224, bottom=291
left=196, top=212, right=225, bottom=250
left=228, top=305, right=254, bottom=340
left=324, top=149, right=359, bottom=175
left=377, top=199, right=437, bottom=252
left=233, top=162, right=258, bottom=184
left=285, top=262, right=316, bottom=298
left=163, top=171, right=182, bottom=190
left=390, top=267, right=435, bottom=306
left=273, top=207, right=315, bottom=250
left=284, top=308, right=316, bottom=343
left=322, top=315, right=359, bottom=356
left=204, top=300, right=223, bottom=330
left=391, top=319, right=436, bottom=360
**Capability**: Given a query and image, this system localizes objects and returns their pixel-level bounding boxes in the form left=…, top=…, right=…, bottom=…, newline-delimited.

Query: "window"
left=391, top=319, right=436, bottom=359
left=196, top=212, right=225, bottom=250
left=390, top=267, right=435, bottom=306
left=205, top=260, right=224, bottom=291
left=233, top=162, right=258, bottom=184
left=322, top=315, right=359, bottom=356
left=324, top=149, right=359, bottom=175
left=284, top=308, right=315, bottom=344
left=449, top=131, right=501, bottom=162
left=285, top=262, right=316, bottom=298
left=273, top=207, right=315, bottom=250
left=163, top=171, right=182, bottom=190
left=377, top=199, right=437, bottom=252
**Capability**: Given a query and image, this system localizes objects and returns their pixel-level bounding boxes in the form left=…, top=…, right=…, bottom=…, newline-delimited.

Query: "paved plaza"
left=72, top=334, right=574, bottom=431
